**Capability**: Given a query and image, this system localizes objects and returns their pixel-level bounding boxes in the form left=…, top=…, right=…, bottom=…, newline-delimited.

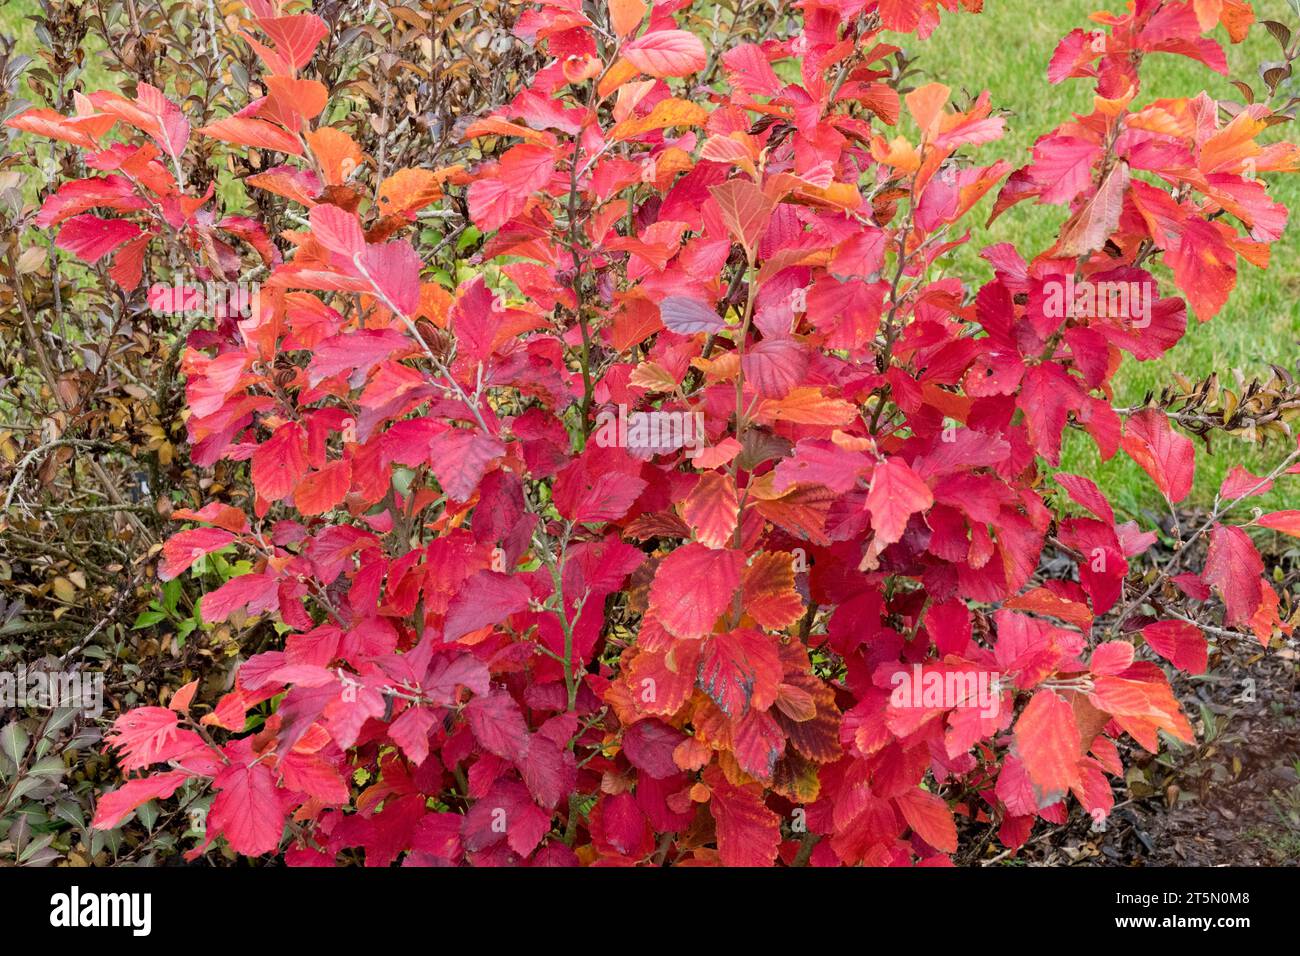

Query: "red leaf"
left=1167, top=216, right=1236, bottom=321
left=1055, top=161, right=1130, bottom=258
left=197, top=115, right=303, bottom=155
left=1141, top=620, right=1208, bottom=674
left=710, top=179, right=774, bottom=256
left=829, top=228, right=887, bottom=278
left=1088, top=675, right=1194, bottom=747
left=622, top=719, right=688, bottom=779
left=741, top=338, right=809, bottom=399
left=461, top=779, right=550, bottom=857
left=681, top=471, right=739, bottom=549
left=696, top=629, right=783, bottom=718
left=1203, top=524, right=1264, bottom=626
left=294, top=459, right=350, bottom=516
left=1018, top=362, right=1081, bottom=464
left=209, top=760, right=288, bottom=856
left=252, top=422, right=308, bottom=503
left=443, top=570, right=531, bottom=643
left=200, top=571, right=280, bottom=624
left=647, top=543, right=743, bottom=639
left=553, top=457, right=647, bottom=524
left=517, top=733, right=576, bottom=809
left=706, top=768, right=780, bottom=866
left=100, top=83, right=189, bottom=159
left=310, top=202, right=366, bottom=257
left=92, top=770, right=192, bottom=830
left=307, top=329, right=410, bottom=385
left=1121, top=408, right=1194, bottom=504
left=1029, top=134, right=1101, bottom=205
left=591, top=791, right=653, bottom=857
left=36, top=175, right=147, bottom=228
left=1012, top=689, right=1082, bottom=803
left=160, top=527, right=235, bottom=580
left=104, top=708, right=204, bottom=771
left=1219, top=465, right=1272, bottom=500
left=1089, top=641, right=1135, bottom=676
left=1054, top=472, right=1115, bottom=525
left=279, top=751, right=349, bottom=804
left=427, top=431, right=505, bottom=502
left=55, top=214, right=142, bottom=263
left=5, top=107, right=115, bottom=149
left=730, top=707, right=785, bottom=778
left=465, top=691, right=531, bottom=762
left=866, top=458, right=933, bottom=546
left=1258, top=510, right=1300, bottom=538
left=383, top=706, right=435, bottom=767
left=896, top=788, right=958, bottom=853
left=658, top=295, right=724, bottom=334
left=360, top=239, right=422, bottom=316
left=468, top=144, right=556, bottom=231
left=258, top=14, right=328, bottom=71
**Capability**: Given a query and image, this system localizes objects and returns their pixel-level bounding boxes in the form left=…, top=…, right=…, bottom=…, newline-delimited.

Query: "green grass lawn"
left=894, top=0, right=1300, bottom=518
left=3, top=0, right=1296, bottom=516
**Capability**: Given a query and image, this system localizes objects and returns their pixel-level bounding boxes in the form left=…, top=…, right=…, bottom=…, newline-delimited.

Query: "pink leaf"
left=92, top=770, right=192, bottom=830
left=623, top=30, right=707, bottom=78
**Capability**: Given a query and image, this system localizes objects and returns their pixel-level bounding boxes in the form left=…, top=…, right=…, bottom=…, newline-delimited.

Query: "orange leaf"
left=756, top=386, right=857, bottom=426
left=377, top=167, right=447, bottom=216
left=609, top=0, right=647, bottom=36
left=609, top=97, right=707, bottom=140
left=198, top=116, right=302, bottom=156
left=742, top=552, right=804, bottom=631
left=710, top=178, right=774, bottom=258
left=905, top=82, right=949, bottom=138
left=265, top=76, right=328, bottom=120
left=294, top=458, right=351, bottom=516
left=305, top=126, right=363, bottom=185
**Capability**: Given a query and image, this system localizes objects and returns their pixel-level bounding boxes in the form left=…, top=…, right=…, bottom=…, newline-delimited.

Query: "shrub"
left=8, top=0, right=1300, bottom=865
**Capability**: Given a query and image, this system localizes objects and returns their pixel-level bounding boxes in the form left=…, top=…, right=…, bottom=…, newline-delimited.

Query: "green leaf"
left=133, top=610, right=166, bottom=629
left=163, top=578, right=182, bottom=615
left=52, top=799, right=85, bottom=831
left=137, top=800, right=160, bottom=831
left=457, top=226, right=481, bottom=251
left=18, top=832, right=55, bottom=863
left=26, top=755, right=66, bottom=779
left=0, top=723, right=28, bottom=764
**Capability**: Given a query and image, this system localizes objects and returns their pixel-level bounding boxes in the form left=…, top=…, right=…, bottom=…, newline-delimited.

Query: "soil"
left=1002, top=510, right=1300, bottom=867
